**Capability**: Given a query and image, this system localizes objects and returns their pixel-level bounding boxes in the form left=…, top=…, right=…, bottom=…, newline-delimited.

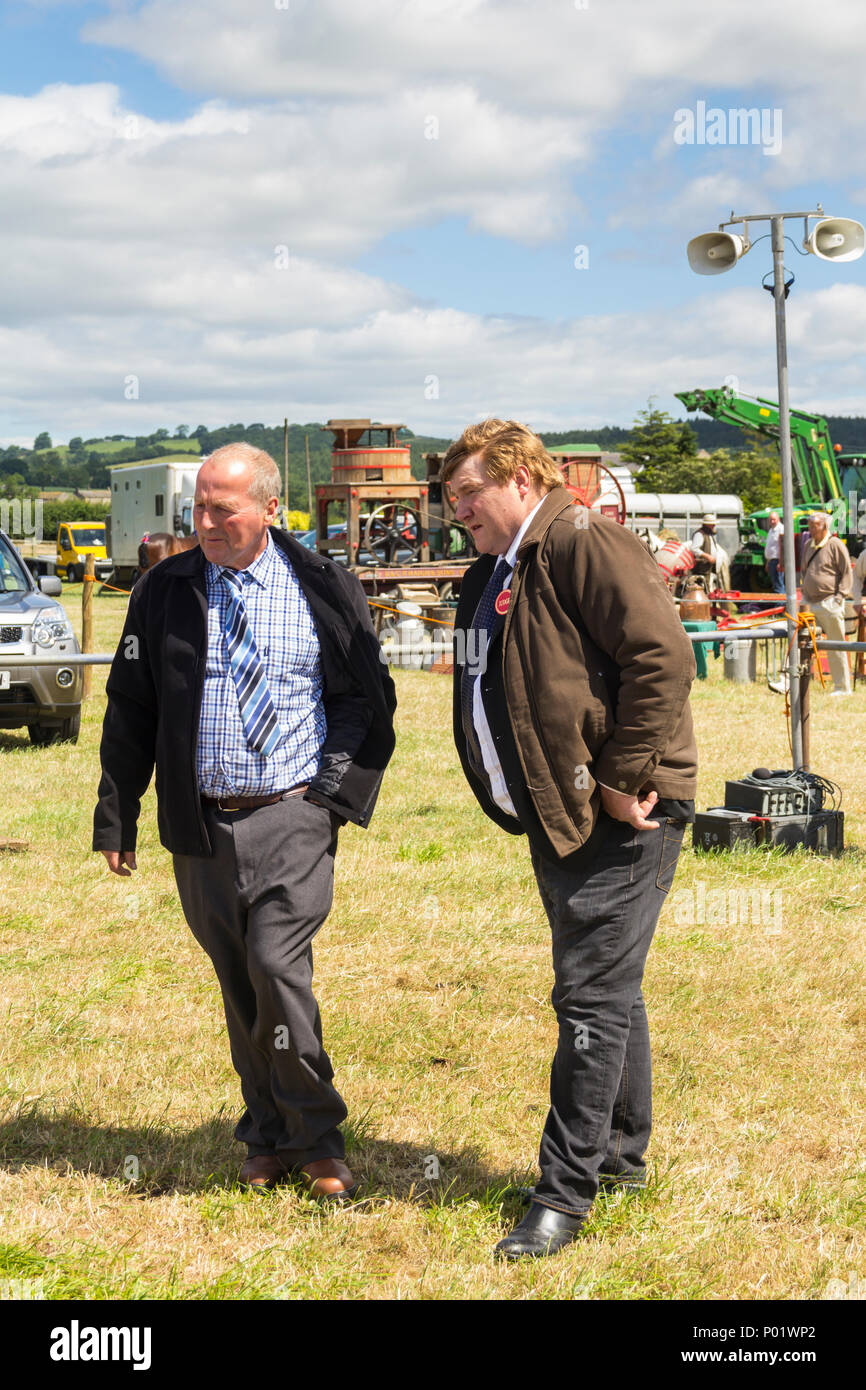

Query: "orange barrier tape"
left=367, top=597, right=455, bottom=628
left=80, top=575, right=132, bottom=594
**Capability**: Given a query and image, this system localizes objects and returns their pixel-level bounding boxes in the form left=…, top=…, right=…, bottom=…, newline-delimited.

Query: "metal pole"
left=283, top=417, right=289, bottom=511
left=0, top=653, right=113, bottom=665
left=798, top=627, right=812, bottom=767
left=305, top=433, right=312, bottom=518
left=772, top=215, right=804, bottom=769
left=82, top=554, right=94, bottom=699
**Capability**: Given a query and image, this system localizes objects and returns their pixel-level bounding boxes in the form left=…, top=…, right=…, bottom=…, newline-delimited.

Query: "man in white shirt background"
left=764, top=511, right=785, bottom=594
left=689, top=513, right=730, bottom=592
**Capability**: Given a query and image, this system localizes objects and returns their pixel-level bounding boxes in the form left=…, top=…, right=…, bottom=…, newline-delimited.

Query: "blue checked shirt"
left=196, top=530, right=327, bottom=796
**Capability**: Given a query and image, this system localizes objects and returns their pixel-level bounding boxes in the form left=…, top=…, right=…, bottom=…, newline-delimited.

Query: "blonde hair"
left=441, top=418, right=563, bottom=491
left=204, top=443, right=281, bottom=509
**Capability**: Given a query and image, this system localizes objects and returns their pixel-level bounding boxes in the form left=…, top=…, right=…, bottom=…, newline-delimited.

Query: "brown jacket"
left=799, top=535, right=852, bottom=605
left=453, top=487, right=698, bottom=856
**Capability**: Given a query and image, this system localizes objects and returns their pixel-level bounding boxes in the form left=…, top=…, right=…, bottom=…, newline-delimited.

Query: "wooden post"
left=82, top=553, right=94, bottom=699
left=797, top=626, right=811, bottom=771
left=856, top=610, right=866, bottom=688
left=283, top=417, right=289, bottom=511
left=305, top=433, right=312, bottom=518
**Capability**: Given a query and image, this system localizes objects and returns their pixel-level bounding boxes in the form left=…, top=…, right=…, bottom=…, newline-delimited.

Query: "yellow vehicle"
left=56, top=521, right=112, bottom=583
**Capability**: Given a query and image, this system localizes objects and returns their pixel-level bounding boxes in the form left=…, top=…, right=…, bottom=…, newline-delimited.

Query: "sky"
left=2, top=0, right=866, bottom=445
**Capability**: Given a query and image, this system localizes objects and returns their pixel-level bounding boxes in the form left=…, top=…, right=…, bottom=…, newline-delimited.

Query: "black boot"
left=495, top=1201, right=587, bottom=1260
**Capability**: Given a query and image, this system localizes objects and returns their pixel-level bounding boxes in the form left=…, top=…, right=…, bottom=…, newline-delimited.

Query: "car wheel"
left=58, top=711, right=81, bottom=743
left=27, top=712, right=80, bottom=746
left=28, top=723, right=57, bottom=746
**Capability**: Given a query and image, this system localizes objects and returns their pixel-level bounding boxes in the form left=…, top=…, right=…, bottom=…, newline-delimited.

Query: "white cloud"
left=0, top=81, right=584, bottom=258
left=3, top=3, right=866, bottom=441
left=3, top=280, right=864, bottom=442
left=82, top=0, right=866, bottom=180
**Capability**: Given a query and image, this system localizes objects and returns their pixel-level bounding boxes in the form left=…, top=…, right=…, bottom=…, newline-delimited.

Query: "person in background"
left=689, top=513, right=730, bottom=592
left=764, top=511, right=785, bottom=594
left=852, top=546, right=866, bottom=620
left=798, top=512, right=853, bottom=697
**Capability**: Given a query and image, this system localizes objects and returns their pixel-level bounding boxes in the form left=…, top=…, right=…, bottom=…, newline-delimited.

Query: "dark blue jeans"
left=529, top=811, right=686, bottom=1215
left=768, top=558, right=785, bottom=594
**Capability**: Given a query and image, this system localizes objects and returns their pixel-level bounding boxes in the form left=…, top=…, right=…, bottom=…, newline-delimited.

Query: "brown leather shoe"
left=239, top=1154, right=287, bottom=1191
left=295, top=1157, right=358, bottom=1202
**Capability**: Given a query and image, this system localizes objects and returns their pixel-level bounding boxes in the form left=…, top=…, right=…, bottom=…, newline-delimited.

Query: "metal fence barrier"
left=0, top=653, right=114, bottom=665
left=686, top=627, right=866, bottom=653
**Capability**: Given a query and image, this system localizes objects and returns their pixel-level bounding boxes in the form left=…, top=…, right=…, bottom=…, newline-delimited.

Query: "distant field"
left=0, top=594, right=863, bottom=1300
left=26, top=438, right=202, bottom=463
left=88, top=439, right=201, bottom=456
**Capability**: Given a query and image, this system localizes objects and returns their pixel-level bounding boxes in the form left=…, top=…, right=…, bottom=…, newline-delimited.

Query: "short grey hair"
left=809, top=512, right=829, bottom=526
left=205, top=442, right=281, bottom=509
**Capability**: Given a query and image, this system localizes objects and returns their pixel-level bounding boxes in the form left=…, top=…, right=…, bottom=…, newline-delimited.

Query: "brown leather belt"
left=202, top=784, right=309, bottom=813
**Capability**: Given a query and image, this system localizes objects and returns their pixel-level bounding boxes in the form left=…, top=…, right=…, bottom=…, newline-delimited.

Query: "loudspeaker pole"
left=687, top=205, right=865, bottom=769
left=770, top=215, right=804, bottom=769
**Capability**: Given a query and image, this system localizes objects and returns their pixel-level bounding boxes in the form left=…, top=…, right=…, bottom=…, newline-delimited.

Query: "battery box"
left=694, top=807, right=844, bottom=856
left=693, top=809, right=763, bottom=852
left=760, top=810, right=844, bottom=856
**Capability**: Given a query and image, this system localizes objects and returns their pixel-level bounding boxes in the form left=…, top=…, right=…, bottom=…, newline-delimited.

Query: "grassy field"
left=0, top=586, right=863, bottom=1300
left=26, top=438, right=202, bottom=464
left=88, top=439, right=201, bottom=456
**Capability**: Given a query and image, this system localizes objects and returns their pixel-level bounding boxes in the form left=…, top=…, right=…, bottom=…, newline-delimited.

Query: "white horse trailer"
left=108, top=457, right=203, bottom=584
left=623, top=493, right=743, bottom=557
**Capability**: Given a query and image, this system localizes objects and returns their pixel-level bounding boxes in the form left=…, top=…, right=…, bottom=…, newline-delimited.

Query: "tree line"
left=2, top=408, right=864, bottom=520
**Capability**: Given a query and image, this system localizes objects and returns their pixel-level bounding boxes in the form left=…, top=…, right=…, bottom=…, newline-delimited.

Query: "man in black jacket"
left=94, top=443, right=396, bottom=1199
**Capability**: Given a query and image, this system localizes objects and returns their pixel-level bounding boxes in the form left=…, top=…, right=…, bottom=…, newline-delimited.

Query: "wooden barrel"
left=331, top=448, right=412, bottom=483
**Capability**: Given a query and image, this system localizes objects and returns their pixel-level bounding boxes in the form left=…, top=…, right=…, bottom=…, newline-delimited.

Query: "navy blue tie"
left=220, top=568, right=282, bottom=756
left=460, top=556, right=510, bottom=779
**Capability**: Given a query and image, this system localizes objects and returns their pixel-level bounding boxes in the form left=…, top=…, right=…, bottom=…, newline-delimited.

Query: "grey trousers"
left=529, top=812, right=686, bottom=1214
left=172, top=794, right=347, bottom=1165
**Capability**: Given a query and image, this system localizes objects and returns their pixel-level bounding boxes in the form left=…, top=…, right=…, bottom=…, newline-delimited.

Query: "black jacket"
left=93, top=528, right=397, bottom=857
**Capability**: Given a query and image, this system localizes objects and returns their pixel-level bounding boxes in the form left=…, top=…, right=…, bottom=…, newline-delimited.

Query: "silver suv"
left=0, top=528, right=83, bottom=744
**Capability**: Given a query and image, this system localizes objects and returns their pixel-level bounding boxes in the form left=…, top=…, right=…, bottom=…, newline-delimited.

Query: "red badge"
left=495, top=588, right=511, bottom=615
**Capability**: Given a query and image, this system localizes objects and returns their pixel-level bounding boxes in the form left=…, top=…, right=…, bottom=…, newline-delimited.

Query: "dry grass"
left=0, top=586, right=863, bottom=1299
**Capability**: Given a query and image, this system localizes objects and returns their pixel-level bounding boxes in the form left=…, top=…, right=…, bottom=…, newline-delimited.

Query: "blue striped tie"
left=220, top=568, right=282, bottom=756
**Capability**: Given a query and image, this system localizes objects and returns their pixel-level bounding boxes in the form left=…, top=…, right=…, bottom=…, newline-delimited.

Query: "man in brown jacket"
left=797, top=513, right=853, bottom=696
left=445, top=419, right=697, bottom=1259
